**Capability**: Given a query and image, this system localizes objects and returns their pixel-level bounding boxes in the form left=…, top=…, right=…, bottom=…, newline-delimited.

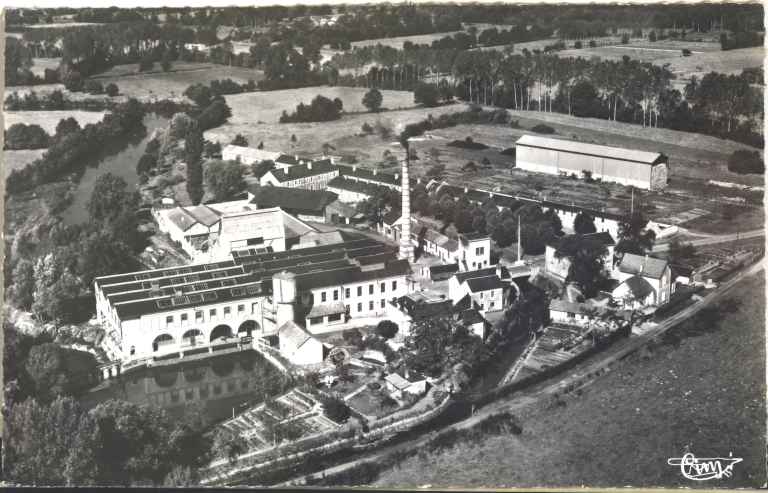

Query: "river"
left=82, top=350, right=289, bottom=422
left=60, top=113, right=169, bottom=225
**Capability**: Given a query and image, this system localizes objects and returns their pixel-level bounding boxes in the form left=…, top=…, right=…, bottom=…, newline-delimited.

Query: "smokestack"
left=399, top=145, right=414, bottom=263
left=307, top=161, right=313, bottom=170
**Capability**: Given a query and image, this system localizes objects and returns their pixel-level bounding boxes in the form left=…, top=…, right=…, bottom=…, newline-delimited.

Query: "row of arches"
left=150, top=320, right=261, bottom=352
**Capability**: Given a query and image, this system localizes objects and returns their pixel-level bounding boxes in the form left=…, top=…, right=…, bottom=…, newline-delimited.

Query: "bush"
left=280, top=95, right=343, bottom=123
left=361, top=122, right=374, bottom=134
left=321, top=395, right=351, bottom=423
left=589, top=40, right=597, bottom=48
left=105, top=83, right=119, bottom=97
left=5, top=123, right=51, bottom=150
left=574, top=40, right=582, bottom=49
left=375, top=320, right=399, bottom=339
left=63, top=71, right=84, bottom=92
left=727, top=150, right=764, bottom=174
left=681, top=48, right=692, bottom=56
left=84, top=79, right=103, bottom=94
left=531, top=124, right=556, bottom=134
left=447, top=137, right=488, bottom=150
left=231, top=134, right=248, bottom=147
left=414, top=82, right=440, bottom=107
left=139, top=56, right=155, bottom=72
left=621, top=33, right=630, bottom=44
left=362, top=88, right=383, bottom=112
left=500, top=147, right=516, bottom=156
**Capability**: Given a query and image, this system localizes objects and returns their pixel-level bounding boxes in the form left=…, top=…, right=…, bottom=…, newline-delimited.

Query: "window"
left=369, top=301, right=374, bottom=311
left=357, top=286, right=362, bottom=296
left=369, top=284, right=374, bottom=295
left=238, top=304, right=245, bottom=313
left=333, top=289, right=339, bottom=301
left=380, top=282, right=385, bottom=293
left=195, top=310, right=203, bottom=321
left=345, top=288, right=350, bottom=298
left=381, top=299, right=385, bottom=308
left=345, top=304, right=350, bottom=313
left=224, top=306, right=231, bottom=315
left=328, top=313, right=342, bottom=322
left=166, top=315, right=174, bottom=325
left=357, top=302, right=362, bottom=312
left=476, top=246, right=485, bottom=255
left=181, top=313, right=188, bottom=322
left=309, top=316, right=323, bottom=325
left=251, top=303, right=258, bottom=314
left=209, top=308, right=217, bottom=318
left=321, top=291, right=327, bottom=302
left=392, top=280, right=397, bottom=291
left=490, top=301, right=495, bottom=309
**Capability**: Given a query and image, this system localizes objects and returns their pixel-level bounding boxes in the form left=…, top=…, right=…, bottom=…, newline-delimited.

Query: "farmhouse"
left=260, top=159, right=339, bottom=190
left=515, top=135, right=668, bottom=191
left=612, top=253, right=674, bottom=307
left=93, top=237, right=412, bottom=363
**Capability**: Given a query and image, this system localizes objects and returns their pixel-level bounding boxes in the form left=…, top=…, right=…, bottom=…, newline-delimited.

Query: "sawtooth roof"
left=250, top=186, right=338, bottom=214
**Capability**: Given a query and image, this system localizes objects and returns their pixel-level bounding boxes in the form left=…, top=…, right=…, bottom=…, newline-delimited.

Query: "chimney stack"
left=373, top=169, right=378, bottom=176
left=353, top=165, right=358, bottom=172
left=399, top=147, right=414, bottom=263
left=307, top=161, right=313, bottom=170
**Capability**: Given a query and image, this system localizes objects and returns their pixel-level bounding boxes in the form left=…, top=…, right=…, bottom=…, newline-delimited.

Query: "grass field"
left=374, top=272, right=766, bottom=488
left=3, top=149, right=46, bottom=177
left=91, top=62, right=264, bottom=100
left=205, top=87, right=437, bottom=154
left=4, top=110, right=106, bottom=133
left=351, top=31, right=463, bottom=50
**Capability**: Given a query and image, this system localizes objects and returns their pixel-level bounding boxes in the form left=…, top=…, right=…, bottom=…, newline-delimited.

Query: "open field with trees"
left=4, top=149, right=46, bottom=177
left=374, top=273, right=765, bottom=488
left=351, top=31, right=464, bottom=50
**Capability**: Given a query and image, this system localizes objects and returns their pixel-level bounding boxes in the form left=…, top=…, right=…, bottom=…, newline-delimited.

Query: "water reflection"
left=83, top=351, right=287, bottom=422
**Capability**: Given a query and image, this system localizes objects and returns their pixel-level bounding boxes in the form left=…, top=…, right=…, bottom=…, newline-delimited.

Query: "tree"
left=5, top=123, right=50, bottom=150
left=55, top=117, right=81, bottom=138
left=197, top=99, right=232, bottom=130
left=213, top=428, right=247, bottom=465
left=570, top=80, right=600, bottom=117
left=87, top=173, right=139, bottom=224
left=279, top=95, right=343, bottom=123
left=555, top=234, right=610, bottom=298
left=375, top=320, right=399, bottom=339
left=105, top=83, right=119, bottom=97
left=414, top=82, right=440, bottom=107
left=84, top=79, right=104, bottom=94
left=205, top=160, right=245, bottom=202
left=362, top=88, right=383, bottom=112
left=185, top=127, right=205, bottom=204
left=727, top=150, right=764, bottom=174
left=183, top=84, right=213, bottom=107
left=251, top=159, right=275, bottom=178
left=161, top=51, right=173, bottom=72
left=321, top=395, right=351, bottom=423
left=668, top=239, right=696, bottom=266
left=231, top=134, right=249, bottom=147
left=139, top=55, right=155, bottom=72
left=573, top=211, right=597, bottom=234
left=648, top=30, right=657, bottom=42
left=24, top=343, right=98, bottom=402
left=616, top=210, right=655, bottom=256
left=9, top=259, right=36, bottom=310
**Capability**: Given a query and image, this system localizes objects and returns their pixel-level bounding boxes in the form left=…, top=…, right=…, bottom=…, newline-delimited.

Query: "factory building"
left=94, top=238, right=412, bottom=363
left=515, top=135, right=668, bottom=191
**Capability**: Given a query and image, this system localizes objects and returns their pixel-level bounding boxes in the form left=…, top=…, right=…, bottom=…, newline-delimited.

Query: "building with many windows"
left=260, top=159, right=339, bottom=190
left=94, top=237, right=412, bottom=363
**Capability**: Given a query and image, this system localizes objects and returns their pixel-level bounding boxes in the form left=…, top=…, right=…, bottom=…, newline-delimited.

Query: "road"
left=653, top=228, right=764, bottom=252
left=276, top=258, right=765, bottom=487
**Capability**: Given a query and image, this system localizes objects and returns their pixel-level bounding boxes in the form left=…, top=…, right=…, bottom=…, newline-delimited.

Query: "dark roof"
left=618, top=253, right=668, bottom=279
left=250, top=186, right=338, bottom=214
left=429, top=263, right=460, bottom=279
left=547, top=231, right=616, bottom=252
left=395, top=296, right=452, bottom=320
left=275, top=154, right=300, bottom=165
left=295, top=259, right=411, bottom=291
left=266, top=160, right=337, bottom=182
left=461, top=232, right=490, bottom=242
left=465, top=275, right=504, bottom=292
left=616, top=275, right=655, bottom=300
left=454, top=266, right=509, bottom=285
left=460, top=308, right=485, bottom=325
left=382, top=209, right=402, bottom=226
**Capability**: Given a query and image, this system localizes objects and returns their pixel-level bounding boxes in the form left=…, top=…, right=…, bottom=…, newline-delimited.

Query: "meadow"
left=351, top=31, right=464, bottom=50
left=374, top=272, right=766, bottom=488
left=4, top=149, right=46, bottom=178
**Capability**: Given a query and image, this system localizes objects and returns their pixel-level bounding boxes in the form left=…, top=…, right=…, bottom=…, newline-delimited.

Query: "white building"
left=278, top=321, right=326, bottom=365
left=94, top=238, right=412, bottom=364
left=260, top=159, right=339, bottom=190
left=154, top=199, right=318, bottom=263
left=515, top=134, right=668, bottom=191
left=612, top=253, right=674, bottom=307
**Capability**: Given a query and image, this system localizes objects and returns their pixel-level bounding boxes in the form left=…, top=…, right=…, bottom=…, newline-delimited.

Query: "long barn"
left=515, top=135, right=668, bottom=190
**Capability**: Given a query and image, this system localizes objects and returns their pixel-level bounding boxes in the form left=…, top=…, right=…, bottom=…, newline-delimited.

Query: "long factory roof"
left=96, top=238, right=410, bottom=320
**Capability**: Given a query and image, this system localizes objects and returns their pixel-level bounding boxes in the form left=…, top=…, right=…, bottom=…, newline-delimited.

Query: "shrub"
left=231, top=134, right=248, bottom=147
left=727, top=150, right=764, bottom=174
left=621, top=33, right=630, bottom=44
left=589, top=40, right=597, bottom=48
left=375, top=320, right=399, bottom=339
left=63, top=71, right=84, bottom=92
left=414, top=82, right=440, bottom=107
left=139, top=56, right=155, bottom=72
left=361, top=122, right=374, bottom=134
left=321, top=395, right=351, bottom=423
left=84, top=79, right=103, bottom=94
left=574, top=40, right=582, bottom=49
left=682, top=48, right=692, bottom=56
left=362, top=88, right=383, bottom=112
left=5, top=123, right=51, bottom=150
left=280, top=95, right=343, bottom=123
left=531, top=124, right=556, bottom=134
left=500, top=147, right=516, bottom=156
left=105, top=83, right=119, bottom=97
